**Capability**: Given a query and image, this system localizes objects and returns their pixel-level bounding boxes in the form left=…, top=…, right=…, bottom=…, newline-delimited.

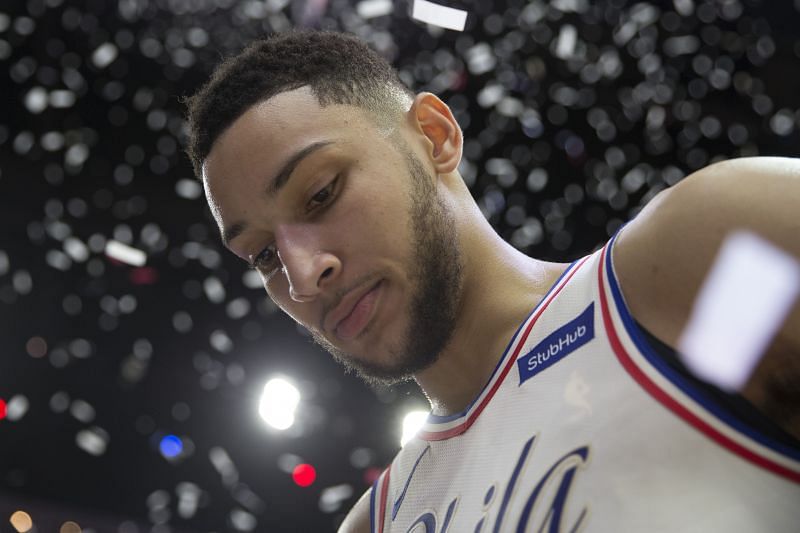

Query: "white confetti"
left=49, top=89, right=76, bottom=108
left=209, top=446, right=239, bottom=486
left=242, top=270, right=263, bottom=289
left=411, top=0, right=468, bottom=31
left=230, top=508, right=257, bottom=532
left=176, top=482, right=201, bottom=519
left=0, top=250, right=9, bottom=276
left=24, top=87, right=48, bottom=114
left=554, top=24, right=578, bottom=59
left=175, top=178, right=203, bottom=199
left=678, top=231, right=800, bottom=391
left=319, top=484, right=354, bottom=513
left=356, top=0, right=393, bottom=18
left=12, top=270, right=33, bottom=294
left=76, top=427, right=109, bottom=456
left=92, top=42, right=119, bottom=68
left=6, top=395, right=30, bottom=421
left=673, top=0, right=695, bottom=16
left=46, top=249, right=72, bottom=271
left=65, top=143, right=89, bottom=166
left=203, top=276, right=226, bottom=303
left=210, top=329, right=233, bottom=353
left=226, top=297, right=251, bottom=320
left=663, top=35, right=700, bottom=57
left=105, top=240, right=147, bottom=266
left=232, top=484, right=266, bottom=513
left=50, top=391, right=70, bottom=413
left=70, top=399, right=96, bottom=423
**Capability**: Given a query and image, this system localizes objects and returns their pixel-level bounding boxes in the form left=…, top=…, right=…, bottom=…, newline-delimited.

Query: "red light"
left=129, top=267, right=159, bottom=285
left=292, top=463, right=316, bottom=487
left=0, top=399, right=6, bottom=420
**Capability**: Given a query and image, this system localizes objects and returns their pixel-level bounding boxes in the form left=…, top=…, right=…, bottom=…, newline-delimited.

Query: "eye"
left=250, top=244, right=279, bottom=272
left=307, top=176, right=339, bottom=211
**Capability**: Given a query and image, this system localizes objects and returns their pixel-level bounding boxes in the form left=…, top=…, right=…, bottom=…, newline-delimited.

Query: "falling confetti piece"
left=105, top=240, right=147, bottom=267
left=411, top=0, right=468, bottom=31
left=678, top=231, right=800, bottom=391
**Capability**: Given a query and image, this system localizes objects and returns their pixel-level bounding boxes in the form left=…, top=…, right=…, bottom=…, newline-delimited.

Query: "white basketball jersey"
left=369, top=232, right=800, bottom=533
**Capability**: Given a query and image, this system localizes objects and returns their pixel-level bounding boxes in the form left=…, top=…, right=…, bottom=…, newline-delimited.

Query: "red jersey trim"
left=598, top=242, right=800, bottom=483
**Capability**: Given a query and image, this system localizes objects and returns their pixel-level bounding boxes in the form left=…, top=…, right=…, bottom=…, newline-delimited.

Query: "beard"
left=309, top=150, right=465, bottom=386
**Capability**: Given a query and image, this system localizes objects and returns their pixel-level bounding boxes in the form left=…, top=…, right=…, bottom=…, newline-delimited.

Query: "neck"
left=414, top=195, right=567, bottom=416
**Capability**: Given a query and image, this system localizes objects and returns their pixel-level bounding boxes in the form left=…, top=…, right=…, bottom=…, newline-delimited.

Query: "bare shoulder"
left=338, top=488, right=371, bottom=533
left=613, top=156, right=800, bottom=347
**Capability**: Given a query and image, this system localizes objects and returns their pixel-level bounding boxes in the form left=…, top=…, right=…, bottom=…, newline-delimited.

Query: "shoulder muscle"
left=614, top=156, right=800, bottom=347
left=338, top=488, right=371, bottom=533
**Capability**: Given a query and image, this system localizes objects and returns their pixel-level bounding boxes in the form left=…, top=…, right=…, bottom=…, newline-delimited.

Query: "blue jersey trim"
left=605, top=227, right=800, bottom=461
left=427, top=258, right=582, bottom=424
left=369, top=475, right=378, bottom=533
left=392, top=445, right=430, bottom=520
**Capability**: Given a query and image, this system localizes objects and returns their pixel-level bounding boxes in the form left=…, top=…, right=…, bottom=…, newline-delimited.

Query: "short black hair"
left=184, top=30, right=414, bottom=179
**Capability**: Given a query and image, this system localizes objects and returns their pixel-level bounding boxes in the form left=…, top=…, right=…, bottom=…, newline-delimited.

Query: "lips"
left=329, top=280, right=382, bottom=340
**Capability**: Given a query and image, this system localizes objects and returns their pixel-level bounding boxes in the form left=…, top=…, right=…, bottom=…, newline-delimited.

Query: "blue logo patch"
left=517, top=303, right=595, bottom=386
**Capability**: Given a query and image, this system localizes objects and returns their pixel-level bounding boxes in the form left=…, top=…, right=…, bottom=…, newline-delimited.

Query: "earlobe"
left=410, top=92, right=463, bottom=174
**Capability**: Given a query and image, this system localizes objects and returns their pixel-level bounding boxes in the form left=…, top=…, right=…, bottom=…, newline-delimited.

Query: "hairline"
left=199, top=83, right=414, bottom=180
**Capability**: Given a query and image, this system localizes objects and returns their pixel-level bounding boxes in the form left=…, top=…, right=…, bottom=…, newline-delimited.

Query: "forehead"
left=204, top=86, right=356, bottom=180
left=202, top=87, right=372, bottom=225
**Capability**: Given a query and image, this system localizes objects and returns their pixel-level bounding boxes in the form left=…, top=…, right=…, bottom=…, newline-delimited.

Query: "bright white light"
left=400, top=410, right=429, bottom=446
left=259, top=378, right=301, bottom=430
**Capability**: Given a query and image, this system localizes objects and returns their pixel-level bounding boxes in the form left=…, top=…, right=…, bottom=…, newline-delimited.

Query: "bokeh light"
left=59, top=521, right=82, bottom=533
left=401, top=410, right=429, bottom=446
left=159, top=435, right=184, bottom=458
left=9, top=511, right=33, bottom=533
left=258, top=377, right=301, bottom=430
left=25, top=336, right=47, bottom=358
left=292, top=463, right=317, bottom=487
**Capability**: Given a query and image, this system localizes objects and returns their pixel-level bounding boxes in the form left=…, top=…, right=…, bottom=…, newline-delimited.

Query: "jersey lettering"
left=518, top=303, right=594, bottom=385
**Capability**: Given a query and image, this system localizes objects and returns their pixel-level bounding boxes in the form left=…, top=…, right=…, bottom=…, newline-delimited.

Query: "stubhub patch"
left=517, top=303, right=595, bottom=386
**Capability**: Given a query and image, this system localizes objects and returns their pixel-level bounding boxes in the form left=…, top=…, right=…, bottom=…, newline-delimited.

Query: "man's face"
left=203, top=87, right=463, bottom=384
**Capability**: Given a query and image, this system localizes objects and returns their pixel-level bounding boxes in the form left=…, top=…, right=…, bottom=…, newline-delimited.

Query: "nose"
left=275, top=224, right=341, bottom=303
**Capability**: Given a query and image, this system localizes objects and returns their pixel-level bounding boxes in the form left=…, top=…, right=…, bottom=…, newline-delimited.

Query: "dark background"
left=1, top=0, right=798, bottom=531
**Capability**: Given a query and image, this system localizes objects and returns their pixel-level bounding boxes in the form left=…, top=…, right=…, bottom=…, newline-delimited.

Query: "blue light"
left=159, top=435, right=183, bottom=458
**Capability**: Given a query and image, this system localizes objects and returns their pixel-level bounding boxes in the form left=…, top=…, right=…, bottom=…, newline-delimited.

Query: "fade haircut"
left=184, top=30, right=414, bottom=180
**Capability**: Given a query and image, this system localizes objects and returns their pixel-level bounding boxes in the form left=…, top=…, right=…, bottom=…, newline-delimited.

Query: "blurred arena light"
left=400, top=410, right=429, bottom=446
left=9, top=511, right=33, bottom=533
left=678, top=231, right=800, bottom=391
left=159, top=434, right=184, bottom=459
left=292, top=463, right=317, bottom=487
left=258, top=377, right=301, bottom=430
left=59, top=521, right=82, bottom=533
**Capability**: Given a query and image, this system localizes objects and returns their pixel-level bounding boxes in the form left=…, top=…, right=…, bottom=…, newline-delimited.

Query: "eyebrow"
left=221, top=140, right=335, bottom=248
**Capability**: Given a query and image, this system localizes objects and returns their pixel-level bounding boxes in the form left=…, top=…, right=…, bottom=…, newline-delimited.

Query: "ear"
left=408, top=92, right=463, bottom=174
